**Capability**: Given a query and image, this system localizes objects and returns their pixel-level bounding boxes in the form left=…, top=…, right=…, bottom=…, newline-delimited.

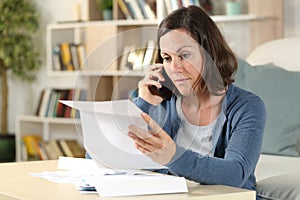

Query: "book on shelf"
left=63, top=89, right=75, bottom=118
left=76, top=43, right=87, bottom=70
left=36, top=88, right=87, bottom=118
left=145, top=0, right=157, bottom=14
left=21, top=135, right=63, bottom=161
left=37, top=141, right=49, bottom=160
left=58, top=140, right=74, bottom=157
left=69, top=43, right=80, bottom=70
left=37, top=88, right=52, bottom=117
left=142, top=39, right=156, bottom=66
left=52, top=139, right=86, bottom=159
left=21, top=136, right=86, bottom=161
left=56, top=90, right=70, bottom=117
left=22, top=135, right=43, bottom=161
left=119, top=40, right=158, bottom=71
left=56, top=139, right=86, bottom=159
left=65, top=139, right=86, bottom=158
left=164, top=0, right=173, bottom=14
left=132, top=47, right=146, bottom=71
left=125, top=45, right=138, bottom=70
left=52, top=42, right=86, bottom=71
left=35, top=89, right=45, bottom=116
left=125, top=0, right=144, bottom=19
left=70, top=89, right=87, bottom=118
left=136, top=0, right=156, bottom=19
left=60, top=42, right=75, bottom=71
left=117, top=0, right=133, bottom=19
left=52, top=44, right=63, bottom=71
left=158, top=0, right=201, bottom=16
left=42, top=141, right=58, bottom=160
left=20, top=140, right=28, bottom=161
left=119, top=45, right=134, bottom=71
left=49, top=139, right=65, bottom=158
left=46, top=91, right=59, bottom=117
left=118, top=0, right=156, bottom=20
left=181, top=0, right=193, bottom=7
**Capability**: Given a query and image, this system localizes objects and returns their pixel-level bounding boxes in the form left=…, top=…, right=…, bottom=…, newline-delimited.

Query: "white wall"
left=1, top=0, right=300, bottom=133
left=1, top=0, right=90, bottom=133
left=284, top=0, right=300, bottom=37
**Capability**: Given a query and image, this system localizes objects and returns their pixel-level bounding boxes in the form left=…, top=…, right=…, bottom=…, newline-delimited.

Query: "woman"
left=128, top=5, right=266, bottom=198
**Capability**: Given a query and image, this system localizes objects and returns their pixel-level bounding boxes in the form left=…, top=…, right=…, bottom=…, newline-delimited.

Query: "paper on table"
left=57, top=156, right=114, bottom=174
left=30, top=153, right=187, bottom=197
left=91, top=174, right=188, bottom=197
left=60, top=100, right=165, bottom=170
left=30, top=157, right=112, bottom=184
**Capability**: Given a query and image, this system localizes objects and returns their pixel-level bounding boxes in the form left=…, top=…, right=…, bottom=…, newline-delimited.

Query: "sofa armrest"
left=257, top=172, right=300, bottom=200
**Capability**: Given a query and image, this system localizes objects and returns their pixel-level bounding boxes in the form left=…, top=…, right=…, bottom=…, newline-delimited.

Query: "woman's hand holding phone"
left=138, top=64, right=166, bottom=105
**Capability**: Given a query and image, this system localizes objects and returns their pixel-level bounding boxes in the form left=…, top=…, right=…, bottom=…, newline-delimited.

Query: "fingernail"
left=128, top=132, right=134, bottom=138
left=141, top=112, right=150, bottom=122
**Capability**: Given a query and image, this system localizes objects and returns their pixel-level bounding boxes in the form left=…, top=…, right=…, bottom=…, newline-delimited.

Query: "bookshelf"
left=15, top=116, right=83, bottom=161
left=15, top=0, right=284, bottom=161
left=45, top=0, right=284, bottom=100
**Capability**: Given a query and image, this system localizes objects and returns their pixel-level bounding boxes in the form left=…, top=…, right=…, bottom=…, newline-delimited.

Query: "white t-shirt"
left=175, top=96, right=218, bottom=156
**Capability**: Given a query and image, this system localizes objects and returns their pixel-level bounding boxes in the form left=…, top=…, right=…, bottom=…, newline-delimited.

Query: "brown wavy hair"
left=157, top=5, right=237, bottom=95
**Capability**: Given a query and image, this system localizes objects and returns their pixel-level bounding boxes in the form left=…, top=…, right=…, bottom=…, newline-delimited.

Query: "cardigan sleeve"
left=166, top=94, right=266, bottom=190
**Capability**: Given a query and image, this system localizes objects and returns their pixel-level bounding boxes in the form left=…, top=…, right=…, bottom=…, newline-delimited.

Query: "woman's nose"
left=170, top=57, right=182, bottom=71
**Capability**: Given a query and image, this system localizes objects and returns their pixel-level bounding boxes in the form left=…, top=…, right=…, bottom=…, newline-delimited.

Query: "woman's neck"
left=181, top=90, right=225, bottom=126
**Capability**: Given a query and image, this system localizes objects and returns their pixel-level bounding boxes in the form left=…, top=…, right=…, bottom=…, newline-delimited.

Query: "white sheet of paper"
left=30, top=156, right=187, bottom=197
left=57, top=156, right=114, bottom=174
left=91, top=174, right=188, bottom=197
left=60, top=100, right=164, bottom=170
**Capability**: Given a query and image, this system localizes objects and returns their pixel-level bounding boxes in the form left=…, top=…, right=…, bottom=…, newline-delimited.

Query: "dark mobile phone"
left=148, top=67, right=175, bottom=101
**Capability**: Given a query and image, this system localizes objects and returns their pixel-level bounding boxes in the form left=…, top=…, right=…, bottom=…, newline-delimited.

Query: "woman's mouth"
left=174, top=78, right=190, bottom=84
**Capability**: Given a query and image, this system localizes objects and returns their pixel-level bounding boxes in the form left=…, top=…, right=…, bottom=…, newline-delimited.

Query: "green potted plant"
left=0, top=0, right=40, bottom=162
left=96, top=0, right=113, bottom=20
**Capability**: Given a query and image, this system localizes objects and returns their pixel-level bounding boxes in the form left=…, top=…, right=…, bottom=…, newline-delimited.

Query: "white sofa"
left=243, top=37, right=300, bottom=200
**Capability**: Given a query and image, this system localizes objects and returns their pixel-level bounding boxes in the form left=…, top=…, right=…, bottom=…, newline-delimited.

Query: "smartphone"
left=148, top=67, right=175, bottom=101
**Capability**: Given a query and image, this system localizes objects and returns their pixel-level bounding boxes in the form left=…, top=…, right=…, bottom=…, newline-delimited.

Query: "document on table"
left=30, top=156, right=188, bottom=197
left=58, top=156, right=187, bottom=197
left=30, top=156, right=113, bottom=181
left=90, top=172, right=188, bottom=197
left=60, top=99, right=165, bottom=170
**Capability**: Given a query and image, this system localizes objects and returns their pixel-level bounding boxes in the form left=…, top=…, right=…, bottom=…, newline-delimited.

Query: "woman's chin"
left=176, top=87, right=193, bottom=96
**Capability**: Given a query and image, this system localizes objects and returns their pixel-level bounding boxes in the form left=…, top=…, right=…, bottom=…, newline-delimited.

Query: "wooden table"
left=0, top=160, right=255, bottom=200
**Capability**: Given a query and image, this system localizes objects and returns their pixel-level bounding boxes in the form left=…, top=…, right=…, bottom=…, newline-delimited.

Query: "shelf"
left=48, top=70, right=146, bottom=77
left=48, top=20, right=158, bottom=29
left=80, top=70, right=146, bottom=77
left=211, top=14, right=264, bottom=23
left=17, top=115, right=81, bottom=124
left=16, top=115, right=82, bottom=162
left=48, top=14, right=262, bottom=29
left=47, top=14, right=263, bottom=79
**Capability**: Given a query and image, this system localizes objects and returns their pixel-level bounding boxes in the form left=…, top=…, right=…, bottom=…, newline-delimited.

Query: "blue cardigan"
left=134, top=84, right=266, bottom=193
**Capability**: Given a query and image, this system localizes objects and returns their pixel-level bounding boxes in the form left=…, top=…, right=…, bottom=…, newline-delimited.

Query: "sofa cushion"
left=246, top=37, right=300, bottom=72
left=256, top=172, right=300, bottom=200
left=235, top=59, right=300, bottom=157
left=297, top=133, right=300, bottom=155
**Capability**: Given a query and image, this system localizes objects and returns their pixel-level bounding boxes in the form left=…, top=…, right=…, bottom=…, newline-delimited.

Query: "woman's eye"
left=162, top=56, right=171, bottom=63
left=181, top=53, right=190, bottom=59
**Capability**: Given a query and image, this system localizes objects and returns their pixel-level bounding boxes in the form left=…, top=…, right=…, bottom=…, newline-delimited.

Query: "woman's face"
left=159, top=29, right=203, bottom=96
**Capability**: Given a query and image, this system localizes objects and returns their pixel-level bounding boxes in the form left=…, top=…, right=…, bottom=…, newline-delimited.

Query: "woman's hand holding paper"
left=128, top=112, right=176, bottom=165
